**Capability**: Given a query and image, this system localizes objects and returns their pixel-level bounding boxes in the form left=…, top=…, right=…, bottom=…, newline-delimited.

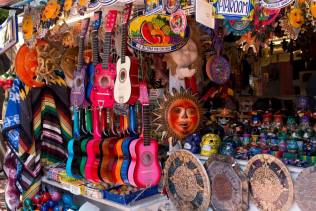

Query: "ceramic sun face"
left=288, top=7, right=305, bottom=29
left=153, top=88, right=203, bottom=140
left=42, top=0, right=61, bottom=22
left=64, top=0, right=73, bottom=12
left=22, top=15, right=34, bottom=41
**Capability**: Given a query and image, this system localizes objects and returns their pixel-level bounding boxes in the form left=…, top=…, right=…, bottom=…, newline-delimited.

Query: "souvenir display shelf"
left=42, top=177, right=171, bottom=211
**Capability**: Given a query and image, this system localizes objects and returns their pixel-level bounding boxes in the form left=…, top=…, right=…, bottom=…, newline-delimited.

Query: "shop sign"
left=213, top=0, right=255, bottom=20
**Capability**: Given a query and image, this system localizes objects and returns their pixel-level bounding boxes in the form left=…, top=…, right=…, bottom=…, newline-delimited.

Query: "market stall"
left=0, top=0, right=316, bottom=210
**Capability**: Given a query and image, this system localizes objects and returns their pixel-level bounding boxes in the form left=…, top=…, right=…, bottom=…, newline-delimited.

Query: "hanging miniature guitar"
left=114, top=3, right=140, bottom=105
left=86, top=11, right=102, bottom=103
left=131, top=82, right=161, bottom=188
left=70, top=18, right=90, bottom=107
left=91, top=10, right=117, bottom=108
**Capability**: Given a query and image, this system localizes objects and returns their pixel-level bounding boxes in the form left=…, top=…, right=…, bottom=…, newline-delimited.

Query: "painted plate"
left=207, top=55, right=231, bottom=85
left=295, top=166, right=316, bottom=211
left=128, top=14, right=190, bottom=53
left=224, top=20, right=251, bottom=36
left=253, top=6, right=280, bottom=28
left=204, top=154, right=249, bottom=211
left=164, top=150, right=211, bottom=210
left=244, top=154, right=294, bottom=211
left=260, top=0, right=294, bottom=9
left=15, top=40, right=46, bottom=88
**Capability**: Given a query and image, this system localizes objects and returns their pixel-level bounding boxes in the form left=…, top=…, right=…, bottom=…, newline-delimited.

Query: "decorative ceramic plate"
left=206, top=55, right=231, bottom=85
left=164, top=150, right=211, bottom=210
left=128, top=14, right=190, bottom=53
left=225, top=20, right=251, bottom=36
left=244, top=154, right=294, bottom=211
left=204, top=154, right=249, bottom=211
left=295, top=166, right=316, bottom=211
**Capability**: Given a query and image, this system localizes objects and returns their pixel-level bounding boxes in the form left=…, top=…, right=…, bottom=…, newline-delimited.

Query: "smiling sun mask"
left=288, top=7, right=305, bottom=28
left=153, top=88, right=203, bottom=140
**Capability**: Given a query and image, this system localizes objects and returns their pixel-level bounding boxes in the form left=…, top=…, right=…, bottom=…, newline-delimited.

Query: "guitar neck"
left=102, top=32, right=112, bottom=69
left=92, top=31, right=99, bottom=65
left=121, top=23, right=127, bottom=63
left=78, top=37, right=85, bottom=70
left=93, top=107, right=102, bottom=139
left=143, top=105, right=151, bottom=145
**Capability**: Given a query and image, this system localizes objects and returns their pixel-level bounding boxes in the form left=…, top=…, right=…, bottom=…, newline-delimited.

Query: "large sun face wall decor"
left=153, top=87, right=203, bottom=140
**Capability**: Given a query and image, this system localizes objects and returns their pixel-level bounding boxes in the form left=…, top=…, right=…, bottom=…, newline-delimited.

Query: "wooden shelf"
left=42, top=177, right=169, bottom=211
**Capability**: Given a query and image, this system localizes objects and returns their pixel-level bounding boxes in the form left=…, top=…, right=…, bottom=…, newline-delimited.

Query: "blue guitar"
left=86, top=11, right=102, bottom=103
left=121, top=105, right=138, bottom=184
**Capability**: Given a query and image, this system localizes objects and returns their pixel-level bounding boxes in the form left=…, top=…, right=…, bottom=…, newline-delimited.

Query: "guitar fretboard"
left=92, top=31, right=99, bottom=65
left=121, top=23, right=127, bottom=64
left=102, top=32, right=112, bottom=69
left=78, top=37, right=85, bottom=70
left=143, top=105, right=151, bottom=146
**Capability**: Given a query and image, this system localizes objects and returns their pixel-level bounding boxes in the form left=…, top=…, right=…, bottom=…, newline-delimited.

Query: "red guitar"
left=91, top=10, right=118, bottom=108
left=128, top=82, right=161, bottom=187
left=114, top=3, right=139, bottom=105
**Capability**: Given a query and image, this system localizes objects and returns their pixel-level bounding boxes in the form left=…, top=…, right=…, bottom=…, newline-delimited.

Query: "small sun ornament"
left=305, top=0, right=316, bottom=31
left=41, top=0, right=62, bottom=29
left=22, top=6, right=41, bottom=48
left=153, top=87, right=203, bottom=140
left=280, top=5, right=305, bottom=39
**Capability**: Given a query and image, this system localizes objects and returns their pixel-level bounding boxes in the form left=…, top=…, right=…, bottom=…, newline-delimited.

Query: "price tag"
left=68, top=184, right=81, bottom=195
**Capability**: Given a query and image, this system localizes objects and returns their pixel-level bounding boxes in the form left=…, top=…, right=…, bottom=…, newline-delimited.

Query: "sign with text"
left=213, top=0, right=254, bottom=20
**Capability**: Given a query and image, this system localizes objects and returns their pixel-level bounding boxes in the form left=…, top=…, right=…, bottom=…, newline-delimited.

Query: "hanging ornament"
left=22, top=6, right=41, bottom=48
left=153, top=88, right=203, bottom=140
left=206, top=55, right=231, bottom=85
left=224, top=20, right=251, bottom=36
left=166, top=0, right=180, bottom=14
left=170, top=10, right=187, bottom=34
left=236, top=32, right=260, bottom=53
left=41, top=0, right=62, bottom=26
left=280, top=5, right=305, bottom=40
left=253, top=6, right=280, bottom=30
left=306, top=0, right=316, bottom=31
left=63, top=0, right=74, bottom=17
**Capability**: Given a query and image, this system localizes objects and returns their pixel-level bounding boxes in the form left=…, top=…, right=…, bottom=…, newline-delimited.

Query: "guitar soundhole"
left=119, top=69, right=126, bottom=83
left=100, top=76, right=109, bottom=87
left=141, top=152, right=153, bottom=167
left=76, top=78, right=82, bottom=87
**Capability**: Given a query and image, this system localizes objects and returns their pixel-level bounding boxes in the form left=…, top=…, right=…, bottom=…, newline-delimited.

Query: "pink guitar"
left=90, top=10, right=117, bottom=108
left=85, top=106, right=103, bottom=182
left=128, top=82, right=161, bottom=188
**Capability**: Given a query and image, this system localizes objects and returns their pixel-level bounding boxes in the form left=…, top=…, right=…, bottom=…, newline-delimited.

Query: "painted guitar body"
left=127, top=57, right=139, bottom=105
left=92, top=63, right=116, bottom=108
left=114, top=56, right=131, bottom=104
left=85, top=108, right=102, bottom=183
left=121, top=136, right=137, bottom=184
left=71, top=66, right=87, bottom=106
left=133, top=139, right=161, bottom=188
left=85, top=138, right=101, bottom=182
left=114, top=137, right=125, bottom=185
left=79, top=137, right=91, bottom=177
left=127, top=138, right=140, bottom=187
left=99, top=137, right=117, bottom=183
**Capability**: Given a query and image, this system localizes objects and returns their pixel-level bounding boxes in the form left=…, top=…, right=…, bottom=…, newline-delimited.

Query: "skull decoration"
left=200, top=133, right=221, bottom=156
left=183, top=133, right=201, bottom=154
